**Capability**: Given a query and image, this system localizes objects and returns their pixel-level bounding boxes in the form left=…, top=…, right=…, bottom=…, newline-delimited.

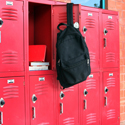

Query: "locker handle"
left=60, top=103, right=63, bottom=114
left=84, top=99, right=87, bottom=110
left=32, top=107, right=36, bottom=120
left=104, top=38, right=107, bottom=48
left=104, top=97, right=107, bottom=106
left=0, top=111, right=3, bottom=124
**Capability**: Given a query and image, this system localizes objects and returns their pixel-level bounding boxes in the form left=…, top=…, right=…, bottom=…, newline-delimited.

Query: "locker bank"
left=0, top=0, right=119, bottom=125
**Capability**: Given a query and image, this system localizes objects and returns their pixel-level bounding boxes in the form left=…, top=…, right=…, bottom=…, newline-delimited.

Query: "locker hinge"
left=52, top=9, right=54, bottom=15
left=22, top=4, right=24, bottom=12
left=23, top=81, right=25, bottom=86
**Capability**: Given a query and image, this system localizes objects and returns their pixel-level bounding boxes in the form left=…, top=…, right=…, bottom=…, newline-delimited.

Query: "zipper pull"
left=87, top=59, right=89, bottom=65
left=58, top=59, right=60, bottom=66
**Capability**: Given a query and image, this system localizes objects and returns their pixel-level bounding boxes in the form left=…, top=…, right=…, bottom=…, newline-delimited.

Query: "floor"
left=120, top=121, right=125, bottom=125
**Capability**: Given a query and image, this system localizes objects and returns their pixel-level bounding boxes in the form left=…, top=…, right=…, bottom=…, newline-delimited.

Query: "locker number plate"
left=88, top=13, right=92, bottom=16
left=89, top=74, right=93, bottom=78
left=6, top=1, right=13, bottom=6
left=7, top=79, right=14, bottom=84
left=108, top=16, right=112, bottom=19
left=109, top=73, right=113, bottom=76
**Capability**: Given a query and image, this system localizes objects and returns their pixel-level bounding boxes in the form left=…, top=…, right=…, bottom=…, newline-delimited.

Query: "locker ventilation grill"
left=35, top=83, right=48, bottom=95
left=106, top=21, right=115, bottom=30
left=63, top=117, right=75, bottom=125
left=58, top=12, right=75, bottom=30
left=107, top=78, right=115, bottom=87
left=2, top=50, right=18, bottom=64
left=106, top=52, right=115, bottom=62
left=86, top=79, right=96, bottom=90
left=3, top=85, right=19, bottom=99
left=38, top=122, right=49, bottom=125
left=86, top=113, right=96, bottom=124
left=63, top=86, right=74, bottom=92
left=2, top=8, right=18, bottom=21
left=85, top=18, right=95, bottom=28
left=89, top=52, right=96, bottom=62
left=107, top=109, right=116, bottom=120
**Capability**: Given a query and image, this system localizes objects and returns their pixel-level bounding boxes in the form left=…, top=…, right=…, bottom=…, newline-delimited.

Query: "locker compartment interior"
left=28, top=3, right=51, bottom=69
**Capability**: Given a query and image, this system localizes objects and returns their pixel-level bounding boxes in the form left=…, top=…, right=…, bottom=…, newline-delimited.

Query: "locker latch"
left=32, top=94, right=37, bottom=103
left=60, top=91, right=65, bottom=100
left=104, top=28, right=108, bottom=35
left=84, top=89, right=88, bottom=96
left=104, top=87, right=109, bottom=94
left=0, top=18, right=3, bottom=28
left=0, top=98, right=5, bottom=108
left=0, top=112, right=3, bottom=124
left=83, top=26, right=87, bottom=34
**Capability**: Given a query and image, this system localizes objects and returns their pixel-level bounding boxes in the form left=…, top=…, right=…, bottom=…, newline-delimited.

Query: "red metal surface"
left=58, top=83, right=79, bottom=125
left=102, top=71, right=120, bottom=125
left=80, top=73, right=100, bottom=125
left=0, top=77, right=25, bottom=125
left=0, top=1, right=24, bottom=72
left=81, top=9, right=100, bottom=71
left=102, top=14, right=119, bottom=68
left=30, top=75, right=54, bottom=125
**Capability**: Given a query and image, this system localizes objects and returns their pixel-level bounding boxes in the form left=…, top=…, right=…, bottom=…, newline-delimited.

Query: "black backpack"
left=56, top=3, right=91, bottom=89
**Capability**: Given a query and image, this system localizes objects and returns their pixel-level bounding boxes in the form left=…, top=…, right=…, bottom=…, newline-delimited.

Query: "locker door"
left=102, top=72, right=119, bottom=125
left=80, top=73, right=100, bottom=125
left=0, top=1, right=24, bottom=72
left=81, top=11, right=99, bottom=70
left=58, top=84, right=79, bottom=125
left=0, top=77, right=25, bottom=125
left=102, top=14, right=119, bottom=68
left=30, top=75, right=54, bottom=125
left=53, top=5, right=79, bottom=70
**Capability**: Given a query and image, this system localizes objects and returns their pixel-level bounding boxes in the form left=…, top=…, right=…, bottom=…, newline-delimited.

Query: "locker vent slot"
left=58, top=12, right=75, bottom=30
left=63, top=86, right=74, bottom=92
left=106, top=21, right=115, bottom=30
left=35, top=83, right=48, bottom=95
left=3, top=85, right=19, bottom=99
left=85, top=18, right=95, bottom=28
left=107, top=78, right=115, bottom=87
left=86, top=79, right=96, bottom=90
left=107, top=109, right=116, bottom=120
left=2, top=8, right=18, bottom=21
left=2, top=51, right=18, bottom=64
left=106, top=52, right=115, bottom=62
left=38, top=122, right=49, bottom=125
left=89, top=52, right=96, bottom=62
left=86, top=113, right=96, bottom=124
left=63, top=117, right=74, bottom=125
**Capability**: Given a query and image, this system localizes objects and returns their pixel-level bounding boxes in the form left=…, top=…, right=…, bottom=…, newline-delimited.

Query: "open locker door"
left=52, top=4, right=80, bottom=70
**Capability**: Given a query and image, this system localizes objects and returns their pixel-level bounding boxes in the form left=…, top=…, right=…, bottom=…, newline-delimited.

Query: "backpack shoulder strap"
left=67, top=3, right=73, bottom=27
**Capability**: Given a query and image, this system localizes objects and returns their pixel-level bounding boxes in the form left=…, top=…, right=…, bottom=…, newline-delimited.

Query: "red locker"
left=102, top=14, right=119, bottom=68
left=81, top=8, right=100, bottom=71
left=58, top=84, right=79, bottom=125
left=0, top=1, right=24, bottom=72
left=80, top=73, right=100, bottom=125
left=102, top=72, right=120, bottom=125
left=53, top=5, right=79, bottom=70
left=0, top=77, right=25, bottom=125
left=30, top=75, right=54, bottom=125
